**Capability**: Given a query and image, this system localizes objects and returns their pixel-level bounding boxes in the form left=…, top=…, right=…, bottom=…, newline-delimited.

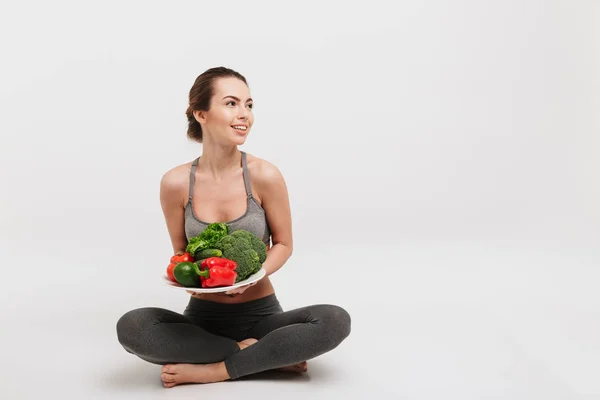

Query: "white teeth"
left=232, top=126, right=247, bottom=130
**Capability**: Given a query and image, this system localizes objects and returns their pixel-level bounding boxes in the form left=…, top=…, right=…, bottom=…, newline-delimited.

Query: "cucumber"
left=195, top=248, right=222, bottom=259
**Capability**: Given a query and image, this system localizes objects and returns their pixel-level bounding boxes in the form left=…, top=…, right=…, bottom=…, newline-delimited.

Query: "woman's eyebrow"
left=222, top=95, right=253, bottom=102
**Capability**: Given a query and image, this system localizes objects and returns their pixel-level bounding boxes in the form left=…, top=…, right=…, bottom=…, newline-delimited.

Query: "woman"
left=116, top=67, right=351, bottom=388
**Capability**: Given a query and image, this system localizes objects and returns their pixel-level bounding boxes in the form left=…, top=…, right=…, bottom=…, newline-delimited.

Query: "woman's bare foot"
left=237, top=338, right=306, bottom=372
left=161, top=362, right=229, bottom=388
left=161, top=338, right=307, bottom=387
left=160, top=338, right=257, bottom=388
left=237, top=338, right=258, bottom=349
left=276, top=360, right=308, bottom=373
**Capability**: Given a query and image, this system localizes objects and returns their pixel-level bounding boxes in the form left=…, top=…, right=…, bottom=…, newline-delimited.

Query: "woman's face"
left=196, top=77, right=254, bottom=145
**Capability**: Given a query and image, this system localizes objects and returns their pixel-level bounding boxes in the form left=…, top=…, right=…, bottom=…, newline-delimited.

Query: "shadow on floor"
left=101, top=359, right=335, bottom=389
left=235, top=369, right=312, bottom=382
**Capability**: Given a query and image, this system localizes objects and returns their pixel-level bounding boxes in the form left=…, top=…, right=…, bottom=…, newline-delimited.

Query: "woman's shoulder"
left=245, top=153, right=287, bottom=199
left=246, top=153, right=284, bottom=184
left=160, top=160, right=194, bottom=197
left=158, top=153, right=284, bottom=193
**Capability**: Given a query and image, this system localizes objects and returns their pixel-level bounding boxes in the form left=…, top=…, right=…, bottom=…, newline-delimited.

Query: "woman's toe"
left=161, top=373, right=176, bottom=382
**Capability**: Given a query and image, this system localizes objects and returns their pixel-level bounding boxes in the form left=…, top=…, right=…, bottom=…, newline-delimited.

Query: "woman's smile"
left=231, top=125, right=249, bottom=135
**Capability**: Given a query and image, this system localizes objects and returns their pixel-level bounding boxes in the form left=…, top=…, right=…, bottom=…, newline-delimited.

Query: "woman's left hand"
left=225, top=281, right=258, bottom=296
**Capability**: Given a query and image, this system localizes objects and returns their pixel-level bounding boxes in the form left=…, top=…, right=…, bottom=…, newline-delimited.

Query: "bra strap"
left=189, top=157, right=200, bottom=201
left=241, top=151, right=253, bottom=198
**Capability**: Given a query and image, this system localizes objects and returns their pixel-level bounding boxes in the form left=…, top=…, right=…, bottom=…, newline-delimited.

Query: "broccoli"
left=229, top=230, right=267, bottom=263
left=185, top=222, right=229, bottom=258
left=213, top=229, right=267, bottom=282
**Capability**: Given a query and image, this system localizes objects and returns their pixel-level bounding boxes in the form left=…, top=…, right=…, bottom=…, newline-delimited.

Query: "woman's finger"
left=224, top=280, right=258, bottom=295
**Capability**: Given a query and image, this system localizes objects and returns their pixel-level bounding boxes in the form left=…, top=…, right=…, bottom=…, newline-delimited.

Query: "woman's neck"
left=197, top=142, right=241, bottom=181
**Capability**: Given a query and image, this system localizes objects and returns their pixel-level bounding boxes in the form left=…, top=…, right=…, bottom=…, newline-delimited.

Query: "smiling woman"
left=185, top=70, right=254, bottom=144
left=115, top=66, right=351, bottom=388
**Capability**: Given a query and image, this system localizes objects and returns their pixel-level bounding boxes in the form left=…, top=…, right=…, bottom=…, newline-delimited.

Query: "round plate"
left=162, top=268, right=266, bottom=293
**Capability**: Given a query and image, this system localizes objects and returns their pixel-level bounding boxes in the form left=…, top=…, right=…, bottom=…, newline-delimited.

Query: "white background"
left=1, top=1, right=599, bottom=399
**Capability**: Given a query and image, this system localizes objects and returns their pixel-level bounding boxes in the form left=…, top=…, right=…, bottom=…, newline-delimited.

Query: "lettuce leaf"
left=185, top=222, right=229, bottom=257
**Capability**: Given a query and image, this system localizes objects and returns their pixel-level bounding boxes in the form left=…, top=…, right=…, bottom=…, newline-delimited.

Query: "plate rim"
left=163, top=267, right=266, bottom=293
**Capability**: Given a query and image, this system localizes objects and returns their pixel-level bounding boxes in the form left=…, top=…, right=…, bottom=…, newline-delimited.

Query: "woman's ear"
left=193, top=109, right=206, bottom=124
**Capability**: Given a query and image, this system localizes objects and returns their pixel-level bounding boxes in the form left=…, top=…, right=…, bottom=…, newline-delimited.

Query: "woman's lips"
left=232, top=126, right=248, bottom=135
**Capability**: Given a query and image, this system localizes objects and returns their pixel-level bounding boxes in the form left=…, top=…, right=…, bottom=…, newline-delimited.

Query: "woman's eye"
left=226, top=101, right=252, bottom=109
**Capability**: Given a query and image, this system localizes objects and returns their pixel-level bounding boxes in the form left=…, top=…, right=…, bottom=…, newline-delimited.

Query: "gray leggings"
left=115, top=294, right=351, bottom=380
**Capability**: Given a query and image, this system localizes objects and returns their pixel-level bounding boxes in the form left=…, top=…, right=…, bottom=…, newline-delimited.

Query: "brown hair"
left=185, top=67, right=248, bottom=143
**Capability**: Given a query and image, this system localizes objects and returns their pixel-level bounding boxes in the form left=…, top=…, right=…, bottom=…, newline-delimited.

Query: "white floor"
left=2, top=240, right=599, bottom=399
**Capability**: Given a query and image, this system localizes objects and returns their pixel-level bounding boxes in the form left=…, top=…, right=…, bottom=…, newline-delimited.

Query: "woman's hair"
left=186, top=67, right=248, bottom=143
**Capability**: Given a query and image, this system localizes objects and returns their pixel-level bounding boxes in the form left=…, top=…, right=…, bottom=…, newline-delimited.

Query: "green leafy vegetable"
left=185, top=222, right=229, bottom=258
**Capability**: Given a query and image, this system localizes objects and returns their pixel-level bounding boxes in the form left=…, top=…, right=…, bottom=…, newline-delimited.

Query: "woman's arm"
left=160, top=168, right=189, bottom=255
left=256, top=160, right=293, bottom=277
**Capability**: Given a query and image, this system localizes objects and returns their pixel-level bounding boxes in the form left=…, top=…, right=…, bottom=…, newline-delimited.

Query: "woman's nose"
left=239, top=105, right=251, bottom=119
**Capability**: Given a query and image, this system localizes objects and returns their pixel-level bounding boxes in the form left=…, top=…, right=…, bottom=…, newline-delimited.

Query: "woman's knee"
left=315, top=304, right=352, bottom=344
left=116, top=307, right=162, bottom=348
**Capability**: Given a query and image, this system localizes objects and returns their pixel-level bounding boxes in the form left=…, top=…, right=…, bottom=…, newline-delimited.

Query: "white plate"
left=163, top=268, right=266, bottom=293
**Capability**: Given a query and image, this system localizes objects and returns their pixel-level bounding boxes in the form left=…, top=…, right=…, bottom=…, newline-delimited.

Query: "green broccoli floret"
left=212, top=234, right=236, bottom=254
left=229, top=230, right=267, bottom=263
left=213, top=230, right=265, bottom=282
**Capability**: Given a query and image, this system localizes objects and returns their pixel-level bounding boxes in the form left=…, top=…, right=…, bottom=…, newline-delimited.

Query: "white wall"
left=1, top=4, right=599, bottom=397
left=0, top=0, right=597, bottom=266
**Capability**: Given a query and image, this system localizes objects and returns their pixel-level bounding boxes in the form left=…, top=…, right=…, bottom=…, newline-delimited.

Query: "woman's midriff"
left=189, top=275, right=276, bottom=304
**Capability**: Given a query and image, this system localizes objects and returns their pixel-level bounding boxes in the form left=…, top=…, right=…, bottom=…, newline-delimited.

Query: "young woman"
left=116, top=67, right=351, bottom=388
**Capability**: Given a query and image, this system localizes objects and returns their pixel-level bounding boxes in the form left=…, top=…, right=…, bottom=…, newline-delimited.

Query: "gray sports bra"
left=184, top=151, right=272, bottom=245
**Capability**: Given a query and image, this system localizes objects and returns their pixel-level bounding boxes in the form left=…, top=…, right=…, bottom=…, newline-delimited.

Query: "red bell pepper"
left=197, top=257, right=237, bottom=287
left=197, top=266, right=238, bottom=288
left=185, top=261, right=237, bottom=288
left=200, top=257, right=237, bottom=270
left=166, top=262, right=177, bottom=282
left=166, top=252, right=195, bottom=283
left=171, top=252, right=195, bottom=264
